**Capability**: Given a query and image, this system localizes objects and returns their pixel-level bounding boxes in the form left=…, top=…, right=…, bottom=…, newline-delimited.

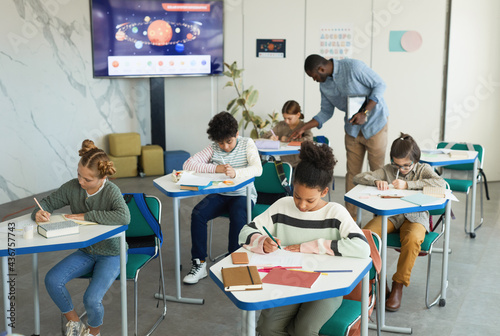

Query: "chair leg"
left=208, top=219, right=229, bottom=262
left=464, top=178, right=485, bottom=235
left=144, top=247, right=168, bottom=336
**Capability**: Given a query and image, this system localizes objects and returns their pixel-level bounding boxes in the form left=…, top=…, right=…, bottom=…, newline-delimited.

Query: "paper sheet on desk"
left=176, top=173, right=215, bottom=186
left=359, top=186, right=405, bottom=197
left=250, top=249, right=303, bottom=267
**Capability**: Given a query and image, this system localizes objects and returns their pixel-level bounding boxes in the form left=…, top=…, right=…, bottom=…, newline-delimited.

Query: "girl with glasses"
left=353, top=132, right=445, bottom=312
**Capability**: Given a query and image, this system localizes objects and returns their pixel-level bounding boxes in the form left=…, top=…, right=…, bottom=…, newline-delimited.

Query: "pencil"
left=395, top=169, right=400, bottom=180
left=262, top=226, right=281, bottom=249
left=271, top=129, right=276, bottom=137
left=34, top=197, right=44, bottom=211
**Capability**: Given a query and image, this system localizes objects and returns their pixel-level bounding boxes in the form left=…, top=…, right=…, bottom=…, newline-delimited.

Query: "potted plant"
left=223, top=61, right=279, bottom=139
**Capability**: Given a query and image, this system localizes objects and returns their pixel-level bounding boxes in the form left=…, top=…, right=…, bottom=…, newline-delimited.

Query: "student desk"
left=420, top=149, right=479, bottom=238
left=0, top=214, right=128, bottom=335
left=345, top=185, right=451, bottom=334
left=153, top=174, right=255, bottom=305
left=209, top=248, right=372, bottom=336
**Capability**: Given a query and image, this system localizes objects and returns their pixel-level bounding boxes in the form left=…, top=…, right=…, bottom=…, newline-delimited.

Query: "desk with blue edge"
left=0, top=214, right=128, bottom=335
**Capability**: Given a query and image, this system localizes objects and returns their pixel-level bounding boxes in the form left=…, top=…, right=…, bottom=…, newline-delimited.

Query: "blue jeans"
left=191, top=194, right=253, bottom=260
left=45, top=250, right=124, bottom=328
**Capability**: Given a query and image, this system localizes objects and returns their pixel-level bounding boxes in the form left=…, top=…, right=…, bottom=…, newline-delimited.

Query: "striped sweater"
left=183, top=136, right=262, bottom=202
left=239, top=197, right=370, bottom=258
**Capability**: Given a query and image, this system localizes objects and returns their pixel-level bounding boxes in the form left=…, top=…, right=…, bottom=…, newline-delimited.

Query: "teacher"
left=291, top=54, right=389, bottom=218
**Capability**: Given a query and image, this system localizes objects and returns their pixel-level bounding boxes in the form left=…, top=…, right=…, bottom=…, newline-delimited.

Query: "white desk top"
left=345, top=185, right=449, bottom=216
left=0, top=213, right=127, bottom=257
left=153, top=173, right=255, bottom=198
left=209, top=248, right=371, bottom=311
left=420, top=149, right=478, bottom=167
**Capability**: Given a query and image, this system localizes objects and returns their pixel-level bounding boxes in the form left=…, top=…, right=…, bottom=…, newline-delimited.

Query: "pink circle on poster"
left=401, top=31, right=422, bottom=52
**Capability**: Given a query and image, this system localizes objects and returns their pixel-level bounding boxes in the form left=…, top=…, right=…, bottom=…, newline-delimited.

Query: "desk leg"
left=469, top=158, right=478, bottom=238
left=154, top=197, right=204, bottom=305
left=440, top=201, right=452, bottom=306
left=242, top=310, right=255, bottom=336
left=361, top=273, right=368, bottom=336
left=33, top=253, right=40, bottom=336
left=247, top=185, right=252, bottom=223
left=120, top=231, right=128, bottom=336
left=369, top=215, right=412, bottom=334
left=2, top=257, right=11, bottom=334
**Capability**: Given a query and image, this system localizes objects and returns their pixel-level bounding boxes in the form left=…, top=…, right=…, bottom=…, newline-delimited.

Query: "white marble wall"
left=0, top=0, right=151, bottom=205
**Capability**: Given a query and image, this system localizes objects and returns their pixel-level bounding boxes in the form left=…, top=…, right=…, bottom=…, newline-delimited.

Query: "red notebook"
left=262, top=268, right=320, bottom=288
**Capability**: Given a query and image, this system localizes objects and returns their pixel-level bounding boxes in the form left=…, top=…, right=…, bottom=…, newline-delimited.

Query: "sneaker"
left=183, top=258, right=207, bottom=284
left=65, top=320, right=85, bottom=336
left=81, top=328, right=100, bottom=336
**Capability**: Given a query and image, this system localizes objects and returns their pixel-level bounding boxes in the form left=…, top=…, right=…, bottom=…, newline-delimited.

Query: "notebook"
left=37, top=220, right=80, bottom=238
left=262, top=268, right=320, bottom=288
left=36, top=214, right=97, bottom=226
left=221, top=266, right=263, bottom=291
left=231, top=252, right=249, bottom=264
left=347, top=95, right=367, bottom=120
left=423, top=186, right=446, bottom=198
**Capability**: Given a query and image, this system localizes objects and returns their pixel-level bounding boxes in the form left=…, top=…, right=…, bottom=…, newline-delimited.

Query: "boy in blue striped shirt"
left=183, top=112, right=262, bottom=284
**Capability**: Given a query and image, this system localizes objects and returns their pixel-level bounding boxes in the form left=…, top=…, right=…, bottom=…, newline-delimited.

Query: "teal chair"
left=386, top=214, right=446, bottom=308
left=208, top=161, right=292, bottom=261
left=252, top=161, right=293, bottom=219
left=61, top=194, right=167, bottom=336
left=313, top=136, right=335, bottom=201
left=437, top=142, right=489, bottom=237
left=320, top=231, right=381, bottom=336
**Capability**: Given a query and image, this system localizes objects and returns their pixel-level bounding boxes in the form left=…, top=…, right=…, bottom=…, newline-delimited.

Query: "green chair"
left=437, top=142, right=489, bottom=237
left=208, top=161, right=292, bottom=261
left=320, top=230, right=381, bottom=336
left=386, top=214, right=446, bottom=308
left=61, top=193, right=167, bottom=336
left=313, top=136, right=335, bottom=201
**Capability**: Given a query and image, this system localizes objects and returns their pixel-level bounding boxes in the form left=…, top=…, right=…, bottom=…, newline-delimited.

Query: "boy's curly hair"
left=207, top=112, right=238, bottom=142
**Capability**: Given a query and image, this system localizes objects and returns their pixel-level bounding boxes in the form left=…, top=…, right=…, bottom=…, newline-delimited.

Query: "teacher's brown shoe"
left=386, top=281, right=403, bottom=312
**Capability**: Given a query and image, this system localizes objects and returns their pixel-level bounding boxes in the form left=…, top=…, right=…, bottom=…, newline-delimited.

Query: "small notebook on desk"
left=423, top=186, right=446, bottom=198
left=231, top=252, right=249, bottom=264
left=448, top=151, right=469, bottom=159
left=262, top=268, right=320, bottom=288
left=180, top=181, right=212, bottom=191
left=221, top=266, right=262, bottom=291
left=36, top=214, right=97, bottom=226
left=37, top=220, right=80, bottom=238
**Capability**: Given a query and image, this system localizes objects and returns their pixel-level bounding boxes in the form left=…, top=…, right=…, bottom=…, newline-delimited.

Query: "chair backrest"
left=437, top=142, right=485, bottom=171
left=123, top=193, right=163, bottom=257
left=254, top=161, right=293, bottom=194
left=314, top=135, right=330, bottom=145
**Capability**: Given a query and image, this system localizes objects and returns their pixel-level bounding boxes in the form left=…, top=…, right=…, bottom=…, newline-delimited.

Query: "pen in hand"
left=262, top=226, right=281, bottom=250
left=34, top=197, right=49, bottom=222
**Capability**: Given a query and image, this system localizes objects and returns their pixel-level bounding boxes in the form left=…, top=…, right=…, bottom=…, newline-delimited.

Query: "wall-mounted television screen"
left=90, top=0, right=223, bottom=77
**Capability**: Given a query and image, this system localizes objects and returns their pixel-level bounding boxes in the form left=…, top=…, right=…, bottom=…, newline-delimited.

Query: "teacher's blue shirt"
left=313, top=58, right=389, bottom=139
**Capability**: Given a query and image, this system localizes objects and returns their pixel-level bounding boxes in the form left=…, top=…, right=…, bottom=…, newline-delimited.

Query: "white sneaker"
left=65, top=320, right=85, bottom=336
left=183, top=258, right=207, bottom=284
left=81, top=328, right=100, bottom=336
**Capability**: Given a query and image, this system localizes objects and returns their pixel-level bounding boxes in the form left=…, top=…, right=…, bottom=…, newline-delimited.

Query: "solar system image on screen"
left=91, top=0, right=223, bottom=77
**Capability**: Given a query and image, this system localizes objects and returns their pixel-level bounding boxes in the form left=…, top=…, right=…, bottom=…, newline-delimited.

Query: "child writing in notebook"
left=262, top=100, right=314, bottom=167
left=32, top=139, right=130, bottom=336
left=353, top=132, right=446, bottom=312
left=182, top=111, right=263, bottom=285
left=239, top=141, right=370, bottom=336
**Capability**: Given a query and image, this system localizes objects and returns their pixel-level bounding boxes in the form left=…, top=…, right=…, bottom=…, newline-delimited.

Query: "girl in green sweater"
left=32, top=140, right=130, bottom=336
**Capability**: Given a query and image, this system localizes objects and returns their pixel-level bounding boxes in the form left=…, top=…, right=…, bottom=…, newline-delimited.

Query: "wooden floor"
left=1, top=176, right=499, bottom=336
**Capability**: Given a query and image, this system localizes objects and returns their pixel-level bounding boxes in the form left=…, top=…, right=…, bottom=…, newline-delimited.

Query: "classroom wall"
left=1, top=0, right=498, bottom=206
left=0, top=0, right=151, bottom=206
left=446, top=0, right=500, bottom=180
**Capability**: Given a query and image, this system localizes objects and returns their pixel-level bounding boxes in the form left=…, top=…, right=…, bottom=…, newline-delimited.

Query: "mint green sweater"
left=31, top=179, right=130, bottom=256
